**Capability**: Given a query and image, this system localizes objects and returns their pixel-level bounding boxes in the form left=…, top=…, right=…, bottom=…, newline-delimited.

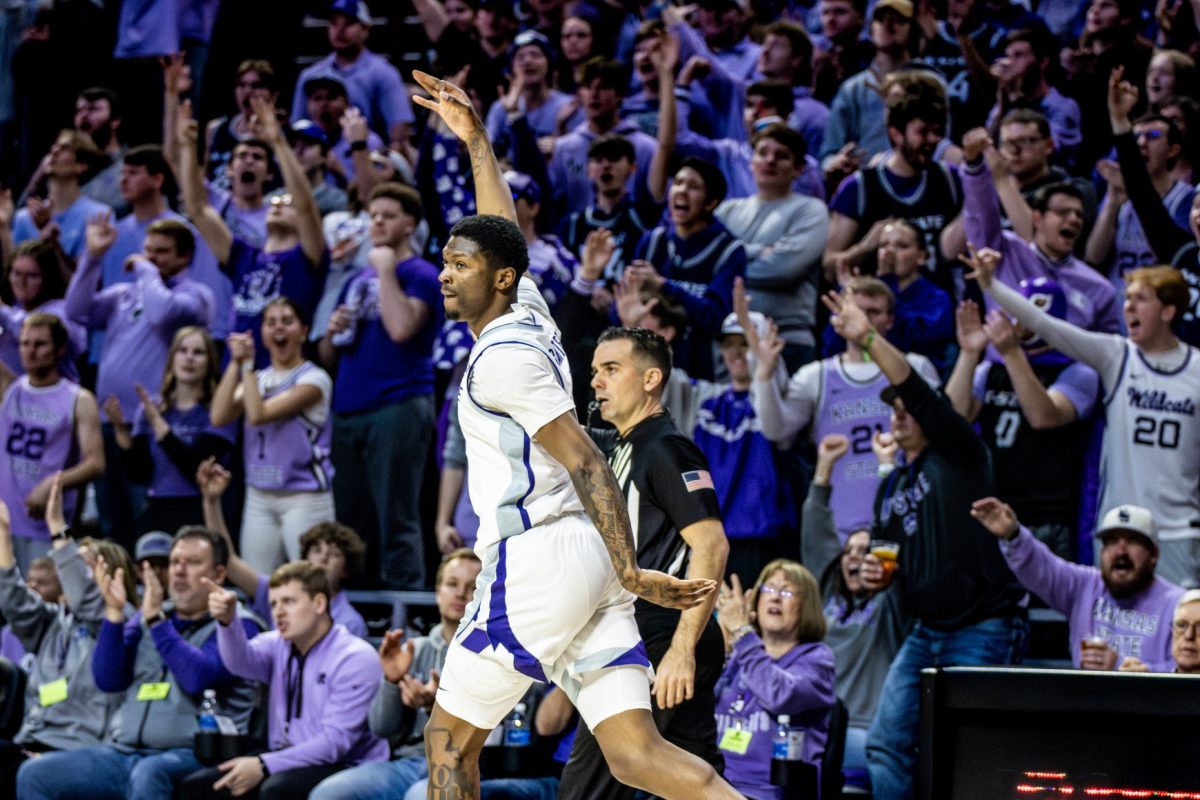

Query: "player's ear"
left=494, top=266, right=517, bottom=292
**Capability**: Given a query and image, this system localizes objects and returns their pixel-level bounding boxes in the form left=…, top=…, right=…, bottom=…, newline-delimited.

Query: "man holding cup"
left=822, top=288, right=1028, bottom=800
left=972, top=499, right=1185, bottom=672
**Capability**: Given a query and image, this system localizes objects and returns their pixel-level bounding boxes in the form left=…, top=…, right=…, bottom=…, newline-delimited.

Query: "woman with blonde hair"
left=108, top=326, right=235, bottom=534
left=714, top=558, right=836, bottom=800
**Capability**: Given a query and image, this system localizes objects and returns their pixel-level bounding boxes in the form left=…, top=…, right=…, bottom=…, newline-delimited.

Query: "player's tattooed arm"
left=538, top=412, right=717, bottom=611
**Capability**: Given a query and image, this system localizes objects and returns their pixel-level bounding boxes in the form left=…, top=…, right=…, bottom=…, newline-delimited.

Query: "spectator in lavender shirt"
left=713, top=559, right=836, bottom=800
left=184, top=561, right=387, bottom=799
left=11, top=131, right=110, bottom=260
left=959, top=127, right=1121, bottom=333
left=302, top=75, right=387, bottom=185
left=485, top=30, right=575, bottom=161
left=973, top=500, right=1185, bottom=673
left=267, top=121, right=349, bottom=217
left=106, top=327, right=235, bottom=536
left=291, top=0, right=415, bottom=148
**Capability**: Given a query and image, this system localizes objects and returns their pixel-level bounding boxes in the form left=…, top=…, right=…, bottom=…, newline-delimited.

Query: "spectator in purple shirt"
left=973, top=500, right=1185, bottom=673
left=713, top=559, right=836, bottom=800
left=186, top=561, right=388, bottom=799
left=291, top=0, right=415, bottom=148
left=181, top=97, right=327, bottom=366
left=106, top=327, right=235, bottom=536
left=318, top=182, right=441, bottom=590
left=11, top=131, right=110, bottom=260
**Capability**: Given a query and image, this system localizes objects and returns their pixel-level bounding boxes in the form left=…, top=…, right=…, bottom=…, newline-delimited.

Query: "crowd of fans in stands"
left=0, top=0, right=1198, bottom=796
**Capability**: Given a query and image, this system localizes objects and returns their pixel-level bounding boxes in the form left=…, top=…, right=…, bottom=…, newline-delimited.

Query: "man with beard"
left=74, top=87, right=128, bottom=216
left=302, top=75, right=386, bottom=183
left=824, top=93, right=963, bottom=295
left=290, top=0, right=415, bottom=148
left=946, top=281, right=1099, bottom=560
left=960, top=127, right=1121, bottom=333
left=973, top=500, right=1185, bottom=672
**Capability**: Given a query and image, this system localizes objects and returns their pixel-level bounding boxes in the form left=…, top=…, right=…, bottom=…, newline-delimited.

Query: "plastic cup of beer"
left=869, top=539, right=900, bottom=579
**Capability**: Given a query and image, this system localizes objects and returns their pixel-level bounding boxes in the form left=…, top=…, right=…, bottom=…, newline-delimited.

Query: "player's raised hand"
left=412, top=71, right=484, bottom=143
left=630, top=570, right=716, bottom=611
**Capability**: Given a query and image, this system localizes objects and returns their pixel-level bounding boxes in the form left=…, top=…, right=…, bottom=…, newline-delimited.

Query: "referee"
left=559, top=327, right=729, bottom=799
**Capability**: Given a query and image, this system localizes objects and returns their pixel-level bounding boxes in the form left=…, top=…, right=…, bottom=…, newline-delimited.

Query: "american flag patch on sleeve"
left=682, top=470, right=714, bottom=492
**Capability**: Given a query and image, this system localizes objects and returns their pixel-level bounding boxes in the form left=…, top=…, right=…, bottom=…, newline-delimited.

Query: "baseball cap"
left=330, top=0, right=372, bottom=24
left=1095, top=505, right=1159, bottom=549
left=302, top=73, right=350, bottom=98
left=289, top=119, right=329, bottom=148
left=135, top=531, right=173, bottom=562
left=505, top=170, right=541, bottom=205
left=873, top=0, right=914, bottom=19
left=721, top=310, right=767, bottom=338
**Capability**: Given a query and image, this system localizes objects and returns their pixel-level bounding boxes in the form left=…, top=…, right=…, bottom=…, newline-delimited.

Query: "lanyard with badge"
left=718, top=691, right=754, bottom=755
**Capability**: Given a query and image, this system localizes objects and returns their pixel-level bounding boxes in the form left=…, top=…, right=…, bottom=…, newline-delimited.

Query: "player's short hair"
left=751, top=122, right=807, bottom=163
left=171, top=526, right=230, bottom=568
left=750, top=558, right=825, bottom=643
left=597, top=327, right=673, bottom=387
left=1125, top=266, right=1189, bottom=322
left=269, top=560, right=332, bottom=606
left=847, top=275, right=896, bottom=315
left=21, top=312, right=68, bottom=352
left=746, top=79, right=795, bottom=119
left=435, top=547, right=481, bottom=587
left=448, top=214, right=530, bottom=283
left=1030, top=181, right=1084, bottom=213
left=146, top=218, right=196, bottom=261
left=999, top=108, right=1052, bottom=140
left=369, top=181, right=424, bottom=223
left=300, top=521, right=366, bottom=580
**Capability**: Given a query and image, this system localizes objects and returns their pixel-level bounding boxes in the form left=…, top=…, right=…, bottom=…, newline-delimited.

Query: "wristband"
left=862, top=329, right=875, bottom=351
left=730, top=624, right=755, bottom=645
left=239, top=361, right=254, bottom=375
left=145, top=611, right=167, bottom=628
left=51, top=526, right=70, bottom=542
left=349, top=140, right=368, bottom=153
left=258, top=755, right=271, bottom=776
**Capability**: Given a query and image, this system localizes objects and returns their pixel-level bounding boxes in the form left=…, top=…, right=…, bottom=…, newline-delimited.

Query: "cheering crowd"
left=0, top=0, right=1198, bottom=797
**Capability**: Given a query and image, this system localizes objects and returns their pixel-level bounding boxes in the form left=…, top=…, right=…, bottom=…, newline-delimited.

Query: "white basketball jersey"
left=1100, top=341, right=1200, bottom=540
left=457, top=278, right=585, bottom=550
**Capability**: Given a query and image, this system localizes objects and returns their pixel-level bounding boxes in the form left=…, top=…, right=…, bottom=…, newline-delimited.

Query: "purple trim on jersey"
left=517, top=434, right=535, bottom=532
left=485, top=540, right=548, bottom=682
left=461, top=627, right=492, bottom=653
left=604, top=641, right=652, bottom=669
left=0, top=379, right=81, bottom=540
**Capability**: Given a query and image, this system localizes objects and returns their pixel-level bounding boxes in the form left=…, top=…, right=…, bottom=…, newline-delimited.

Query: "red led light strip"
left=1012, top=772, right=1200, bottom=799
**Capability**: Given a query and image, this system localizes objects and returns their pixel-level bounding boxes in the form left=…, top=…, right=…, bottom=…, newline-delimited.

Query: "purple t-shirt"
left=330, top=257, right=442, bottom=415
left=208, top=185, right=267, bottom=250
left=714, top=636, right=836, bottom=800
left=0, top=378, right=81, bottom=540
left=291, top=51, right=415, bottom=136
left=133, top=402, right=236, bottom=498
left=12, top=196, right=111, bottom=260
left=226, top=240, right=325, bottom=369
left=1002, top=527, right=1185, bottom=671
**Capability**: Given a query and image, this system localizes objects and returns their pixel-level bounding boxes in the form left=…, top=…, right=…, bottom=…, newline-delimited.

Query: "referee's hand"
left=628, top=570, right=716, bottom=611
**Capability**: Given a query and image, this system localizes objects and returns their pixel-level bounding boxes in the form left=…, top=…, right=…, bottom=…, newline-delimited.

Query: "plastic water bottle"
left=503, top=702, right=531, bottom=747
left=195, top=689, right=221, bottom=765
left=771, top=714, right=814, bottom=798
left=773, top=714, right=794, bottom=761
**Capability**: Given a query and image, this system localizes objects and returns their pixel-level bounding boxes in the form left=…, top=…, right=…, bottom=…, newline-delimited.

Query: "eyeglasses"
left=269, top=193, right=294, bottom=207
left=1135, top=128, right=1166, bottom=141
left=759, top=585, right=796, bottom=599
left=1173, top=619, right=1200, bottom=637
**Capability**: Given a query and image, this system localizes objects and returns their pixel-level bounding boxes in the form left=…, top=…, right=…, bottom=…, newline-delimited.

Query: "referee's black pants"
left=556, top=618, right=726, bottom=800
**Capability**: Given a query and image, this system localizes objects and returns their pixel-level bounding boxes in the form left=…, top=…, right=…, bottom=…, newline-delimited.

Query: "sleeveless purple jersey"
left=244, top=362, right=333, bottom=492
left=0, top=378, right=81, bottom=539
left=813, top=359, right=895, bottom=540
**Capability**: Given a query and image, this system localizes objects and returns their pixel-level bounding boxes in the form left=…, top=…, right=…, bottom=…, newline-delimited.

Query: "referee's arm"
left=655, top=518, right=727, bottom=710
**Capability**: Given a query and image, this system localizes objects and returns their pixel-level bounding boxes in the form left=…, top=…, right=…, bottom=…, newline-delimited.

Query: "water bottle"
left=330, top=281, right=362, bottom=347
left=195, top=689, right=221, bottom=765
left=501, top=702, right=531, bottom=774
left=771, top=714, right=815, bottom=799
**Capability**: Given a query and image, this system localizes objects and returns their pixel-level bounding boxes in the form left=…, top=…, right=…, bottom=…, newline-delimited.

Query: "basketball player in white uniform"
left=971, top=249, right=1200, bottom=588
left=409, top=72, right=739, bottom=799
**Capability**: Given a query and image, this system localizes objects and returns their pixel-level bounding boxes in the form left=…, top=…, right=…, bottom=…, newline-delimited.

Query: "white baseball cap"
left=721, top=311, right=767, bottom=338
left=1094, top=504, right=1158, bottom=549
